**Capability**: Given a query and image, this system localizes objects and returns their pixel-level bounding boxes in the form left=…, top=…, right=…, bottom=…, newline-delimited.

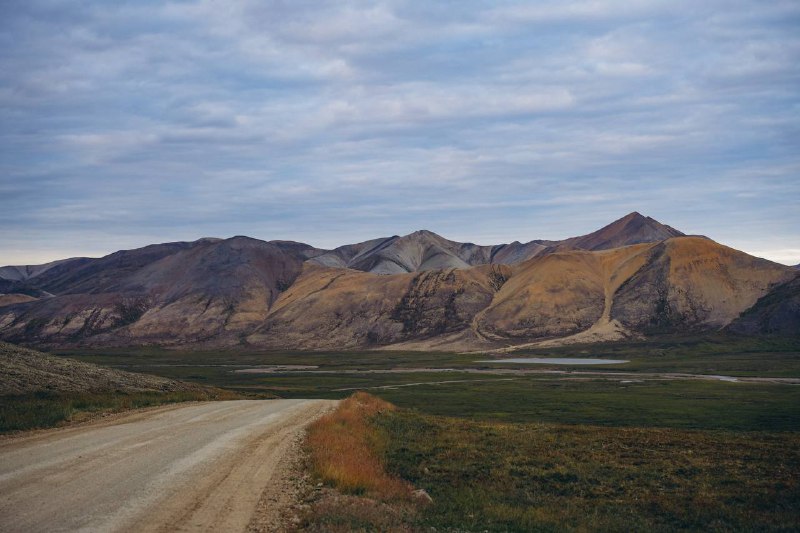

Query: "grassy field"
left=377, top=410, right=800, bottom=532
left=55, top=346, right=477, bottom=372
left=53, top=337, right=800, bottom=433
left=56, top=335, right=800, bottom=391
left=43, top=360, right=800, bottom=432
left=371, top=378, right=800, bottom=431
left=297, top=388, right=800, bottom=532
left=502, top=335, right=800, bottom=377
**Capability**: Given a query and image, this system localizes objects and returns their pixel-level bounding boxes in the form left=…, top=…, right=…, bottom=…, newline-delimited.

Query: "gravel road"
left=0, top=399, right=335, bottom=532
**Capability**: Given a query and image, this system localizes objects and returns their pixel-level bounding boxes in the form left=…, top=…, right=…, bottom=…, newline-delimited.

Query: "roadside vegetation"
left=307, top=392, right=408, bottom=497
left=0, top=341, right=247, bottom=434
left=0, top=388, right=241, bottom=433
left=303, top=392, right=419, bottom=530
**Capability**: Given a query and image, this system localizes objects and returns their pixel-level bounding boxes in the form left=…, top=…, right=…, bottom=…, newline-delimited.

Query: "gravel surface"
left=0, top=399, right=336, bottom=532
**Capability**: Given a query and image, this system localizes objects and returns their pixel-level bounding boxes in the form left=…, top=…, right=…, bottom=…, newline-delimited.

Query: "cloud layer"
left=1, top=0, right=799, bottom=264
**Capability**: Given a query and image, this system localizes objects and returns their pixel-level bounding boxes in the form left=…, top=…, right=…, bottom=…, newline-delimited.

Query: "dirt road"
left=0, top=399, right=335, bottom=532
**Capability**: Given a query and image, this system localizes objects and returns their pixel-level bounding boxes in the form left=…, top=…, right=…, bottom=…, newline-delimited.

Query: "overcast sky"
left=1, top=0, right=798, bottom=265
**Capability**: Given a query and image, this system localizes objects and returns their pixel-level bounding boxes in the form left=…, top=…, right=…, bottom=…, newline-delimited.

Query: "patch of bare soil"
left=299, top=487, right=419, bottom=532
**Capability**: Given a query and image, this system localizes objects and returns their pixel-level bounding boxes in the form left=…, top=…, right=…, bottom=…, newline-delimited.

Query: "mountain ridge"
left=1, top=213, right=797, bottom=351
left=1, top=212, right=686, bottom=278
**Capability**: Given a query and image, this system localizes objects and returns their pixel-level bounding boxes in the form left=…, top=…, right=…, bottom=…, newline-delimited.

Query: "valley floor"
left=44, top=336, right=800, bottom=531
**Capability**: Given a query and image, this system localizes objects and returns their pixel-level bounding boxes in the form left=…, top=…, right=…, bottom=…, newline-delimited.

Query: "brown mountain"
left=0, top=237, right=320, bottom=346
left=0, top=214, right=796, bottom=350
left=554, top=211, right=685, bottom=251
left=245, top=263, right=504, bottom=349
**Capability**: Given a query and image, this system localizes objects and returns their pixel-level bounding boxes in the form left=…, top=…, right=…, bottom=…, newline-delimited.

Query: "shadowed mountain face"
left=0, top=237, right=318, bottom=346
left=727, top=277, right=800, bottom=336
left=0, top=213, right=797, bottom=350
left=0, top=258, right=89, bottom=283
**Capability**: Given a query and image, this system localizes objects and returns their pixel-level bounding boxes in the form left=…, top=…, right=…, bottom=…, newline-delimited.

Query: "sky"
left=1, top=0, right=799, bottom=266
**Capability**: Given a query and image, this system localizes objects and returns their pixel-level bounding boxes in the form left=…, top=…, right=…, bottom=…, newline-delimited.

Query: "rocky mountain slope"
left=0, top=213, right=796, bottom=350
left=727, top=276, right=800, bottom=336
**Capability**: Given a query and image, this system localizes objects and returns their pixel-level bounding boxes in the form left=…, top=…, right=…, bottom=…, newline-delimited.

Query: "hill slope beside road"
left=0, top=341, right=195, bottom=395
left=0, top=399, right=335, bottom=532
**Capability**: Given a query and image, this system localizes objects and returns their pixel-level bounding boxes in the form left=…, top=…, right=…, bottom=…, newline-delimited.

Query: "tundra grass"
left=373, top=378, right=800, bottom=431
left=377, top=410, right=800, bottom=532
left=504, top=334, right=800, bottom=377
left=55, top=347, right=477, bottom=371
left=54, top=348, right=800, bottom=431
left=0, top=388, right=240, bottom=433
left=59, top=334, right=800, bottom=380
left=250, top=375, right=800, bottom=433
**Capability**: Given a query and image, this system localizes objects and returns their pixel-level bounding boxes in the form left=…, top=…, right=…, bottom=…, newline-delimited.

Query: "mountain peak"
left=615, top=211, right=659, bottom=225
left=407, top=229, right=440, bottom=239
left=619, top=211, right=647, bottom=223
left=560, top=212, right=684, bottom=251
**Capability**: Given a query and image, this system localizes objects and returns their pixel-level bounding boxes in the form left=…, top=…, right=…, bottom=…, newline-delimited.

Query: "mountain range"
left=0, top=212, right=797, bottom=350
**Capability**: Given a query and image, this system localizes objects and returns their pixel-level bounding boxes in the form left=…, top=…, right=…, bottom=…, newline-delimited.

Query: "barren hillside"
left=0, top=341, right=198, bottom=395
left=1, top=214, right=797, bottom=350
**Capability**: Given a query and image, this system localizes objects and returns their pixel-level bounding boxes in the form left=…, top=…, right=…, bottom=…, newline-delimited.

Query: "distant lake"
left=477, top=358, right=629, bottom=365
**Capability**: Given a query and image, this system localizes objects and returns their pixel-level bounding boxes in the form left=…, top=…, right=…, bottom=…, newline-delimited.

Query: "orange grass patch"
left=307, top=392, right=411, bottom=500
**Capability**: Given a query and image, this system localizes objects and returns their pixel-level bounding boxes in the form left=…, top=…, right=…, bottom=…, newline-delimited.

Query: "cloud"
left=0, top=0, right=798, bottom=265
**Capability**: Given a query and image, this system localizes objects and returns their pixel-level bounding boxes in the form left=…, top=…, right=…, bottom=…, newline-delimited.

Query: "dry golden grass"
left=307, top=392, right=411, bottom=500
